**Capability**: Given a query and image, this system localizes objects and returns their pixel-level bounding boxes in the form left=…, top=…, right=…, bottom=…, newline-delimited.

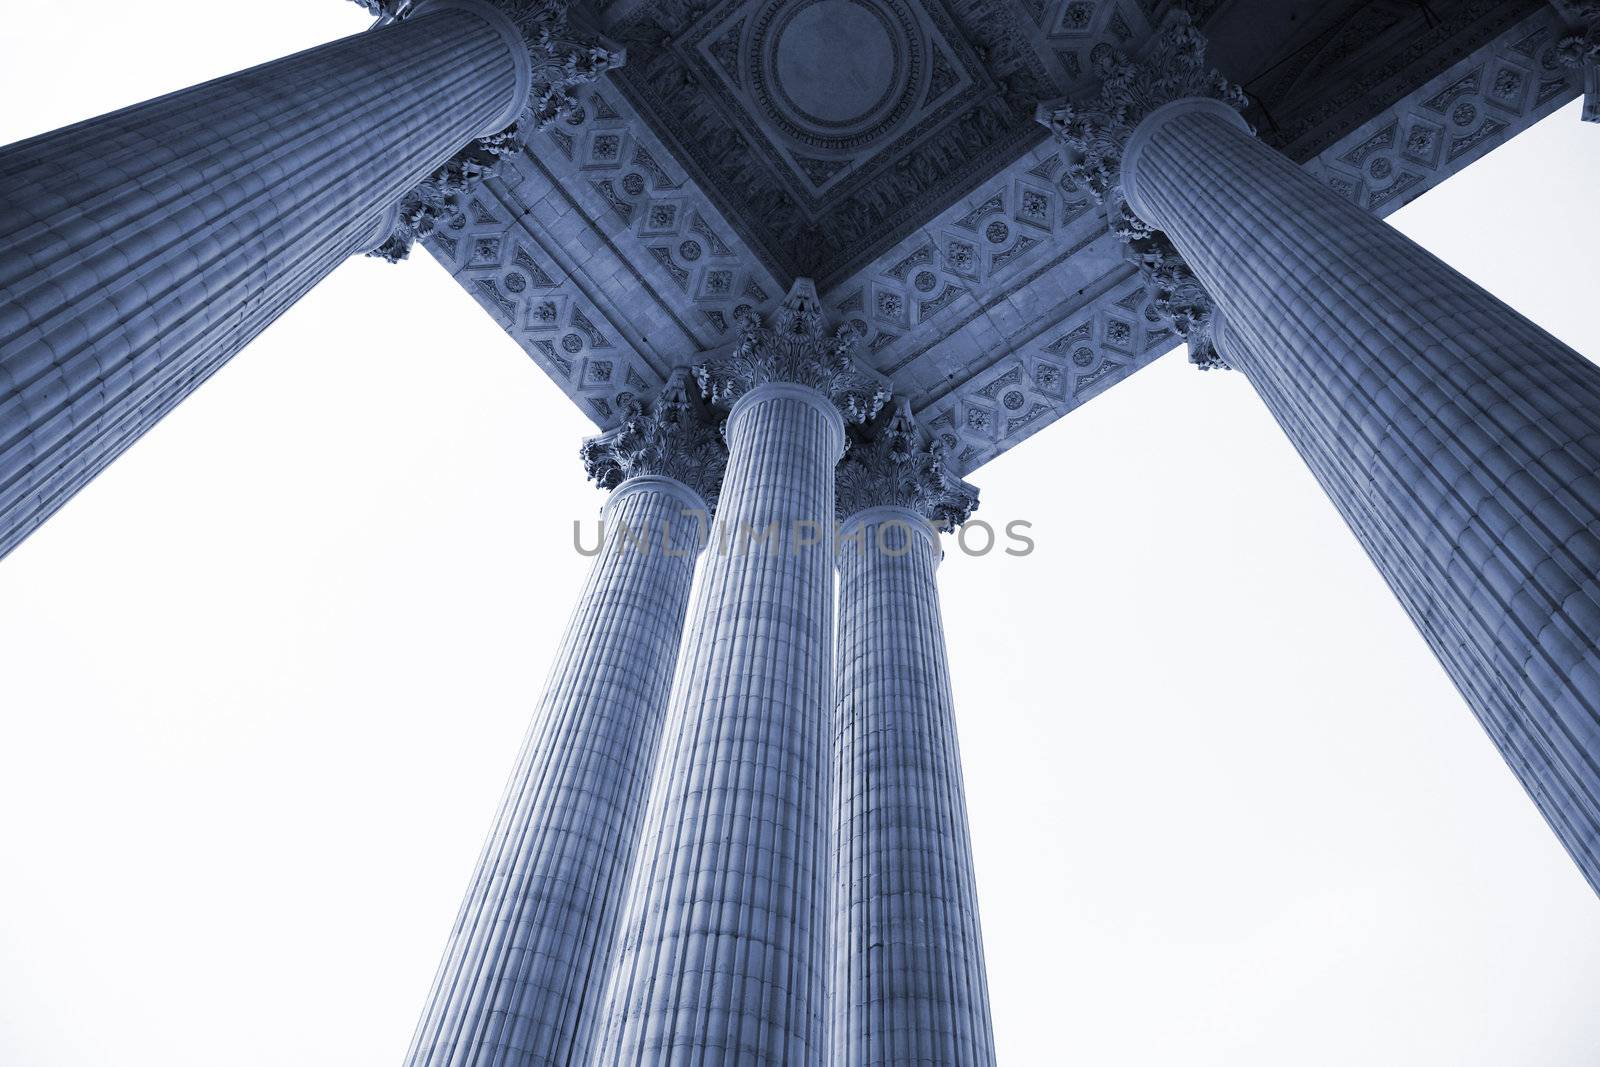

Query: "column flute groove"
left=1039, top=10, right=1600, bottom=892
left=1218, top=286, right=1600, bottom=841
left=1024, top=0, right=1600, bottom=889
left=1123, top=107, right=1600, bottom=877
left=829, top=401, right=992, bottom=1067
left=593, top=283, right=889, bottom=1065
left=0, top=0, right=622, bottom=560
left=404, top=370, right=724, bottom=1066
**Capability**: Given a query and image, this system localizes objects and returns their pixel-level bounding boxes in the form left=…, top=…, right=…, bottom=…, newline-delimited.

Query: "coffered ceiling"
left=422, top=0, right=1577, bottom=475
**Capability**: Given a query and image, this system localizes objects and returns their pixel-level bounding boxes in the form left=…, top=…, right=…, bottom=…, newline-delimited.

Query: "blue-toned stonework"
left=1, top=0, right=1598, bottom=1064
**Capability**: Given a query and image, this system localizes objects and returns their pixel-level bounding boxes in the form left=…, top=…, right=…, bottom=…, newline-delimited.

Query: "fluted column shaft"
left=1124, top=98, right=1600, bottom=891
left=831, top=508, right=994, bottom=1067
left=595, top=383, right=844, bottom=1065
left=406, top=476, right=706, bottom=1067
left=0, top=2, right=528, bottom=559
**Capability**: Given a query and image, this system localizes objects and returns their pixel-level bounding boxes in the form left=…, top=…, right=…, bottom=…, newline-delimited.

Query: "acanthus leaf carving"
left=695, top=280, right=892, bottom=425
left=363, top=0, right=626, bottom=261
left=580, top=367, right=728, bottom=508
left=1036, top=12, right=1246, bottom=372
left=370, top=130, right=521, bottom=263
left=835, top=398, right=979, bottom=530
left=1121, top=213, right=1226, bottom=370
left=1034, top=10, right=1248, bottom=206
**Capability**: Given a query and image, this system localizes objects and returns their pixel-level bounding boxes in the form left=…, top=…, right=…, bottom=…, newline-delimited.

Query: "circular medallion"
left=748, top=0, right=924, bottom=152
left=775, top=1, right=897, bottom=126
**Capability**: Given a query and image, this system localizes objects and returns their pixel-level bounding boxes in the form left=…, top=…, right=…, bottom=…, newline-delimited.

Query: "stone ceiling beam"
left=420, top=1, right=1581, bottom=478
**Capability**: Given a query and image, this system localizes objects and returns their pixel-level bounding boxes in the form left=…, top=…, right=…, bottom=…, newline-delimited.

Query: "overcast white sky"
left=2, top=3, right=1598, bottom=1065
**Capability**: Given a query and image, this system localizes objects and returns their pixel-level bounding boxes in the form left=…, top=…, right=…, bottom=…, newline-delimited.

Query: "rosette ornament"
left=1035, top=11, right=1246, bottom=370
left=1552, top=1, right=1600, bottom=122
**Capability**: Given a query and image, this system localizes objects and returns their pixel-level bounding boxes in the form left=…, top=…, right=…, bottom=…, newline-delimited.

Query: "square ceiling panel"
left=610, top=0, right=1060, bottom=286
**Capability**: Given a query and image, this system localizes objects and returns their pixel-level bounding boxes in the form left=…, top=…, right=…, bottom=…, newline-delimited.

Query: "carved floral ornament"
left=580, top=368, right=729, bottom=509
left=355, top=0, right=626, bottom=261
left=695, top=280, right=892, bottom=426
left=1551, top=0, right=1600, bottom=122
left=579, top=311, right=968, bottom=530
left=1034, top=11, right=1248, bottom=371
left=836, top=399, right=979, bottom=531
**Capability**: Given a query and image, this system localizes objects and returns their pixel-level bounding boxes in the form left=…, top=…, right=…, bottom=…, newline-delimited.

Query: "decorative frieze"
left=607, top=0, right=1061, bottom=285
left=836, top=399, right=978, bottom=529
left=407, top=0, right=1571, bottom=477
left=696, top=280, right=891, bottom=425
left=580, top=367, right=728, bottom=507
left=365, top=0, right=626, bottom=260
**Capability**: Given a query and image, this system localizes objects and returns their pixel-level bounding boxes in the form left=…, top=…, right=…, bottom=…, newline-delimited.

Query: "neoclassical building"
left=2, top=0, right=1597, bottom=1063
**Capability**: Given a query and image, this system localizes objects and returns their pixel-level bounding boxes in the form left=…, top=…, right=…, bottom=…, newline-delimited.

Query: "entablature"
left=423, top=0, right=1577, bottom=474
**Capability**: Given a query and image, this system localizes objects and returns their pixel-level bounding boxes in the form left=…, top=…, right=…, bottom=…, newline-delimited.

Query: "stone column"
left=404, top=370, right=722, bottom=1067
left=1111, top=95, right=1600, bottom=892
left=592, top=282, right=887, bottom=1065
left=830, top=401, right=993, bottom=1067
left=0, top=0, right=619, bottom=560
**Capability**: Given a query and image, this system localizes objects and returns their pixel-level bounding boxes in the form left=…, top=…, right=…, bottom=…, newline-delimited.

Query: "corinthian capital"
left=836, top=399, right=979, bottom=531
left=1034, top=11, right=1246, bottom=210
left=695, top=279, right=891, bottom=425
left=1035, top=12, right=1244, bottom=370
left=580, top=368, right=728, bottom=509
left=363, top=0, right=625, bottom=261
left=370, top=130, right=521, bottom=262
left=1115, top=210, right=1227, bottom=370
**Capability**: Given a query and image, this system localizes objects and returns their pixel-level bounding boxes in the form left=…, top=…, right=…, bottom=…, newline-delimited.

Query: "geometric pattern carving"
left=608, top=0, right=1072, bottom=285
left=544, top=88, right=779, bottom=339
left=428, top=170, right=666, bottom=426
left=1302, top=8, right=1579, bottom=218
left=915, top=269, right=1169, bottom=472
left=868, top=6, right=1579, bottom=475
left=424, top=1, right=1575, bottom=471
left=827, top=149, right=1097, bottom=360
left=426, top=83, right=783, bottom=428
